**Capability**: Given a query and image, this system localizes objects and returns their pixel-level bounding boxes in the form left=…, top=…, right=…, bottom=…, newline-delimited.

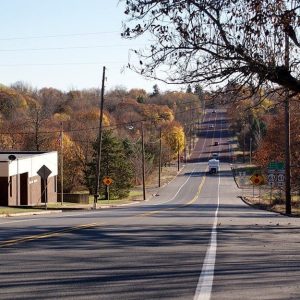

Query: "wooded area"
left=0, top=82, right=203, bottom=198
left=0, top=80, right=299, bottom=197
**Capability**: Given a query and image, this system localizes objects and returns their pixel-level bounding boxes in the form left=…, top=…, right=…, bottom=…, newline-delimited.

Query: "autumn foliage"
left=0, top=83, right=203, bottom=195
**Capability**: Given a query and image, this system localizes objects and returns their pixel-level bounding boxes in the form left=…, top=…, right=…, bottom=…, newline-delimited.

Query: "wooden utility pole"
left=94, top=66, right=106, bottom=208
left=284, top=33, right=292, bottom=214
left=158, top=127, right=162, bottom=188
left=60, top=122, right=64, bottom=205
left=177, top=139, right=180, bottom=172
left=141, top=121, right=146, bottom=200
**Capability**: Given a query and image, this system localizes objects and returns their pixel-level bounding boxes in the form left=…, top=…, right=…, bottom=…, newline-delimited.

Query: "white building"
left=0, top=151, right=58, bottom=206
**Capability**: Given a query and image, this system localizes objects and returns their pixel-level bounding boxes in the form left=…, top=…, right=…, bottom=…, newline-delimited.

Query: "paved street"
left=1, top=110, right=299, bottom=299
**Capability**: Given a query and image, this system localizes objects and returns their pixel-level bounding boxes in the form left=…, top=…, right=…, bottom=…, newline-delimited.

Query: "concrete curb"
left=0, top=210, right=63, bottom=218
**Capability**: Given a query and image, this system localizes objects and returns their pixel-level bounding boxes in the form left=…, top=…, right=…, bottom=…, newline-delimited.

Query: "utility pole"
left=189, top=103, right=192, bottom=154
left=158, top=127, right=162, bottom=188
left=94, top=66, right=106, bottom=209
left=141, top=121, right=146, bottom=200
left=249, top=137, right=252, bottom=164
left=284, top=32, right=292, bottom=215
left=177, top=138, right=180, bottom=172
left=60, top=122, right=64, bottom=205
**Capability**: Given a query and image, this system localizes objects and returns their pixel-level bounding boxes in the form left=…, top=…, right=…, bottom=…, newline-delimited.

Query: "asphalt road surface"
left=1, top=109, right=299, bottom=300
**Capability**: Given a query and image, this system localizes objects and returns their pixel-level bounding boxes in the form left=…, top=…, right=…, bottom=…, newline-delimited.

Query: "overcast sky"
left=0, top=0, right=180, bottom=93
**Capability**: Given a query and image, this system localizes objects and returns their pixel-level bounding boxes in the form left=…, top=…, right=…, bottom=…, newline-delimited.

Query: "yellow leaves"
left=0, top=86, right=29, bottom=113
left=53, top=113, right=71, bottom=122
left=0, top=134, right=14, bottom=149
left=142, top=104, right=174, bottom=123
left=128, top=88, right=148, bottom=101
left=162, top=122, right=185, bottom=157
left=103, top=113, right=110, bottom=126
left=75, top=109, right=111, bottom=126
left=50, top=132, right=84, bottom=161
left=260, top=98, right=273, bottom=111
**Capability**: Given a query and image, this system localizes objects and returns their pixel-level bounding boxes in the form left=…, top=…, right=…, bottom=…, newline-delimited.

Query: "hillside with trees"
left=0, top=82, right=203, bottom=198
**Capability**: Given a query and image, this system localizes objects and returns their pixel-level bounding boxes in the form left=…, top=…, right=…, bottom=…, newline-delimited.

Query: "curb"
left=0, top=210, right=63, bottom=218
left=239, top=196, right=294, bottom=217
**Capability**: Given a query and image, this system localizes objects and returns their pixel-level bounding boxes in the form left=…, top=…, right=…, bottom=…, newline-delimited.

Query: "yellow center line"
left=2, top=170, right=208, bottom=246
left=139, top=173, right=207, bottom=217
left=0, top=222, right=100, bottom=248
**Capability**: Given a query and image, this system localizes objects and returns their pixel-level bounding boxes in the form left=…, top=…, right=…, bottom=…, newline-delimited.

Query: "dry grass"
left=243, top=195, right=300, bottom=217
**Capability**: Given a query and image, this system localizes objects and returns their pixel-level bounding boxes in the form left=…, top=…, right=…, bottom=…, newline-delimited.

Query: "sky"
left=0, top=0, right=180, bottom=93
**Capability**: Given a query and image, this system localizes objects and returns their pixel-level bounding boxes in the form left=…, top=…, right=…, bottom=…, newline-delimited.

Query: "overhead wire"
left=0, top=31, right=120, bottom=41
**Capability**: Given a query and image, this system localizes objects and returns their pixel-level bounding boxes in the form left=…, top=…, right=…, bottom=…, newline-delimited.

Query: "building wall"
left=47, top=176, right=57, bottom=203
left=0, top=152, right=58, bottom=206
left=28, top=175, right=41, bottom=206
left=8, top=175, right=17, bottom=206
left=8, top=175, right=57, bottom=206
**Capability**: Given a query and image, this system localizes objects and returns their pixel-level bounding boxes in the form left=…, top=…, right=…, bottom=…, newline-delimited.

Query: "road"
left=1, top=109, right=300, bottom=299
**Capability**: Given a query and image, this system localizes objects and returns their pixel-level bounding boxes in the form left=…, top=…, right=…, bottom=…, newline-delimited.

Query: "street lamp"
left=127, top=122, right=146, bottom=201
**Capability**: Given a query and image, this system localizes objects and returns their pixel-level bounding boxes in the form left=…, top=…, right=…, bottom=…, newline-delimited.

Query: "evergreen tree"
left=87, top=130, right=134, bottom=199
left=151, top=84, right=160, bottom=97
left=186, top=84, right=192, bottom=93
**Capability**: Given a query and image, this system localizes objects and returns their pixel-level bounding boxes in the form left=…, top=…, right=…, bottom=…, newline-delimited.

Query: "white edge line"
left=152, top=167, right=196, bottom=206
left=193, top=120, right=222, bottom=300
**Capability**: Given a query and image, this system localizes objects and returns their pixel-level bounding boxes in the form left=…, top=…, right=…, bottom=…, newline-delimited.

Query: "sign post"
left=37, top=165, right=52, bottom=210
left=102, top=176, right=113, bottom=202
left=250, top=172, right=264, bottom=198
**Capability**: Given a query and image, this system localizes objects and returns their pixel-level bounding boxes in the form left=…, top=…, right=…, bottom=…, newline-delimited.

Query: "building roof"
left=0, top=151, right=51, bottom=161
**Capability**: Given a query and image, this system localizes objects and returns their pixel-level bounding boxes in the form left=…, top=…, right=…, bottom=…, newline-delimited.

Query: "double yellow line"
left=0, top=222, right=99, bottom=248
left=1, top=173, right=207, bottom=247
left=140, top=174, right=206, bottom=216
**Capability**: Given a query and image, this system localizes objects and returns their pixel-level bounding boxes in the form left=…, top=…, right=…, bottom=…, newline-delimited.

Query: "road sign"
left=103, top=176, right=113, bottom=186
left=277, top=173, right=285, bottom=187
left=267, top=173, right=276, bottom=183
left=268, top=161, right=284, bottom=170
left=267, top=169, right=285, bottom=187
left=250, top=173, right=264, bottom=185
left=37, top=165, right=52, bottom=180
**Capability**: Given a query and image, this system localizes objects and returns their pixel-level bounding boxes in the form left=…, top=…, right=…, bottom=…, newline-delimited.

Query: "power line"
left=0, top=31, right=120, bottom=41
left=0, top=61, right=124, bottom=67
left=0, top=44, right=143, bottom=52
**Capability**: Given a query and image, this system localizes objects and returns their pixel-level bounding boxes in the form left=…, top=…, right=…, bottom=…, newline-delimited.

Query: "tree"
left=24, top=102, right=50, bottom=151
left=49, top=132, right=85, bottom=193
left=151, top=84, right=160, bottom=97
left=162, top=122, right=185, bottom=159
left=122, top=0, right=300, bottom=95
left=87, top=130, right=134, bottom=199
left=186, top=84, right=192, bottom=94
left=253, top=106, right=300, bottom=191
